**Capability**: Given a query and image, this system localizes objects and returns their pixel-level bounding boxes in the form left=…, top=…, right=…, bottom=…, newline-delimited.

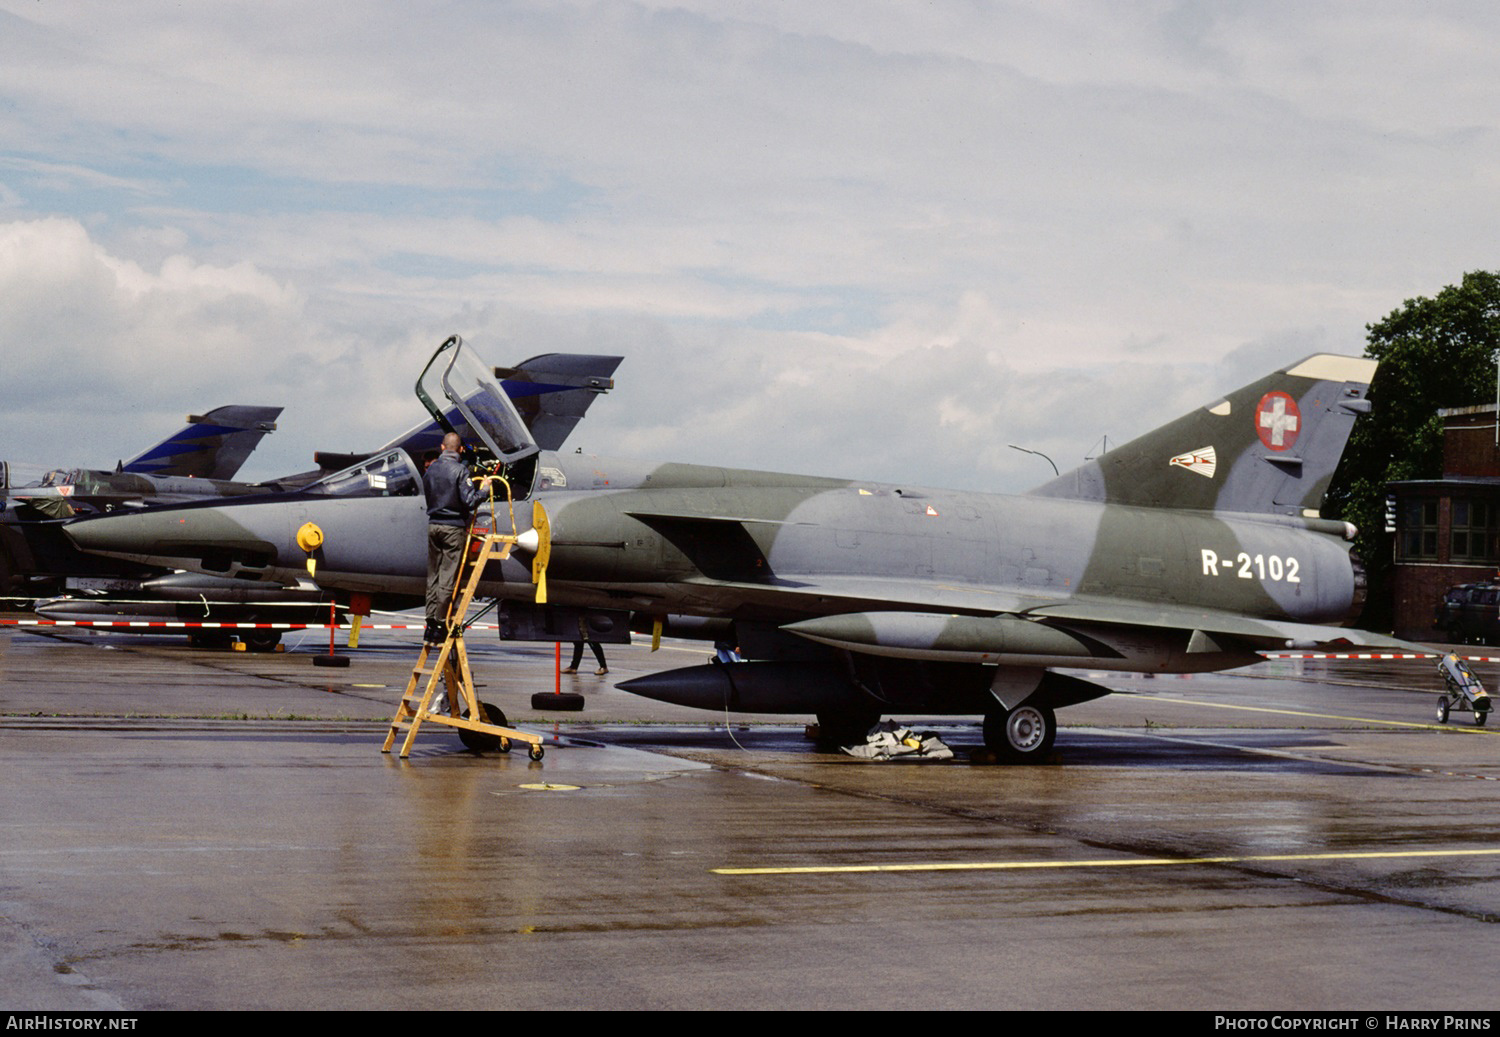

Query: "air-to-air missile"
left=31, top=572, right=330, bottom=651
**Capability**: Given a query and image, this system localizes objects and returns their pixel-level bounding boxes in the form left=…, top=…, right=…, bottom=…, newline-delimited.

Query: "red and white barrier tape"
left=1262, top=651, right=1500, bottom=661
left=0, top=618, right=498, bottom=631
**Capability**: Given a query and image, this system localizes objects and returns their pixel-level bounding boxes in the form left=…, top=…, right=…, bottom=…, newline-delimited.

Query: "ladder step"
left=386, top=522, right=517, bottom=759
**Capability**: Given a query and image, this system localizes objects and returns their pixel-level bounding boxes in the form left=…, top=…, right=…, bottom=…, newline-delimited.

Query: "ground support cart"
left=1436, top=652, right=1492, bottom=727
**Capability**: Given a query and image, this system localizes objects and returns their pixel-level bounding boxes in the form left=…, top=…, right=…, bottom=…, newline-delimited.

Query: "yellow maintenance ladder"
left=382, top=490, right=551, bottom=760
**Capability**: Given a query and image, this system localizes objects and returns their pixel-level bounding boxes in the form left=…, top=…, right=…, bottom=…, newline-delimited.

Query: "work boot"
left=423, top=619, right=444, bottom=644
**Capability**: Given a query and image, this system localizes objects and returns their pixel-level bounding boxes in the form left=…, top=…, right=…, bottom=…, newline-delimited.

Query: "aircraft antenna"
left=1007, top=444, right=1058, bottom=476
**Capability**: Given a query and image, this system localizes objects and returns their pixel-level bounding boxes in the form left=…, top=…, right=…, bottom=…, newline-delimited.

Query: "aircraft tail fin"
left=493, top=353, right=622, bottom=452
left=377, top=352, right=622, bottom=464
left=120, top=405, right=283, bottom=481
left=1029, top=354, right=1377, bottom=516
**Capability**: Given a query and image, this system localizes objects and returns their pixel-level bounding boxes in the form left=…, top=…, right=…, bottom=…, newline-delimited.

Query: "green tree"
left=1326, top=270, right=1500, bottom=630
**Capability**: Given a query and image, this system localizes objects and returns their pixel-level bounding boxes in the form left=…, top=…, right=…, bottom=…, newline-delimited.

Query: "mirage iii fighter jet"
left=64, top=346, right=1451, bottom=761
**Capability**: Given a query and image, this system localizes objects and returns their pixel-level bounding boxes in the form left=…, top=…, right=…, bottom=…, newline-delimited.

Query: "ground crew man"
left=423, top=432, right=484, bottom=644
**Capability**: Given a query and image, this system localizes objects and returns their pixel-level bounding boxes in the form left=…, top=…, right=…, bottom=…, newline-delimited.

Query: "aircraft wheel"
left=814, top=709, right=881, bottom=747
left=242, top=628, right=281, bottom=653
left=1436, top=697, right=1450, bottom=724
left=0, top=544, right=23, bottom=598
left=190, top=631, right=234, bottom=650
left=459, top=701, right=506, bottom=752
left=983, top=703, right=1056, bottom=764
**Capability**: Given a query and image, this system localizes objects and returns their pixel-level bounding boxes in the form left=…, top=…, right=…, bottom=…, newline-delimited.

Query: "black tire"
left=528, top=744, right=545, bottom=761
left=0, top=543, right=20, bottom=599
left=1475, top=709, right=1487, bottom=728
left=459, top=701, right=506, bottom=752
left=983, top=703, right=1056, bottom=764
left=1437, top=696, right=1451, bottom=724
left=190, top=631, right=234, bottom=650
left=242, top=628, right=281, bottom=653
left=531, top=691, right=586, bottom=711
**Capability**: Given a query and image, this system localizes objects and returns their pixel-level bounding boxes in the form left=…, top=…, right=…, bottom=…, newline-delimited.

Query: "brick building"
left=1389, top=403, right=1500, bottom=639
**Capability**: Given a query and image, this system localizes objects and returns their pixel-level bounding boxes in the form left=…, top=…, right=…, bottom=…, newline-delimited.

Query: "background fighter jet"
left=2, top=404, right=283, bottom=513
left=64, top=347, right=1451, bottom=758
left=7, top=350, right=618, bottom=637
left=1, top=405, right=283, bottom=596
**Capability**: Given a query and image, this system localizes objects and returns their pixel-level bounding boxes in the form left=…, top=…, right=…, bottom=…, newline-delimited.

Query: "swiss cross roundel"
left=1254, top=391, right=1301, bottom=451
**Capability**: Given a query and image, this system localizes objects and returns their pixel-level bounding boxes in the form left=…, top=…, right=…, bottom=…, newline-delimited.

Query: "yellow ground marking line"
left=713, top=846, right=1500, bottom=876
left=1127, top=692, right=1485, bottom=732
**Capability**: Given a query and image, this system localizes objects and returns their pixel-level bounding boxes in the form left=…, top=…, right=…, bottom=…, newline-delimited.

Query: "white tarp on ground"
left=841, top=720, right=954, bottom=761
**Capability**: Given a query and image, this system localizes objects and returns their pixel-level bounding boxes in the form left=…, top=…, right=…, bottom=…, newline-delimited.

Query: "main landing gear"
left=983, top=702, right=1056, bottom=763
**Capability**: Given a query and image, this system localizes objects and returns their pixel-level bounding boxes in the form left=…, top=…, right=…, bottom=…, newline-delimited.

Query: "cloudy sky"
left=3, top=1, right=1499, bottom=492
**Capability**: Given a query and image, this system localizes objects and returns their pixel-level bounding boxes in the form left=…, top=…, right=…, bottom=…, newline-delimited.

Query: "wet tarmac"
left=3, top=617, right=1499, bottom=1010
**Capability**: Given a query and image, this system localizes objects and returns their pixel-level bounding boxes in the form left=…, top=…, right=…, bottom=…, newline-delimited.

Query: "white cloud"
left=1, top=2, right=1498, bottom=495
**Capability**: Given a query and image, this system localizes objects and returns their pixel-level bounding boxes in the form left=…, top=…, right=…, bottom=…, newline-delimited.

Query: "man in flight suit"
left=423, top=432, right=484, bottom=644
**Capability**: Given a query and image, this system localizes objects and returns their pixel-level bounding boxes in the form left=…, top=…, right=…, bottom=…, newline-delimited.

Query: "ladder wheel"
left=458, top=701, right=506, bottom=752
left=528, top=744, right=545, bottom=762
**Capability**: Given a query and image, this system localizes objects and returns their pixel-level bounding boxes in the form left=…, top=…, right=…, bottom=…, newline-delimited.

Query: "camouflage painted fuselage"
left=65, top=353, right=1423, bottom=742
left=64, top=447, right=1359, bottom=671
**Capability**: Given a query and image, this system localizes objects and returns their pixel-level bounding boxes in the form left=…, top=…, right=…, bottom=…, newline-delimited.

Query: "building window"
left=1451, top=498, right=1500, bottom=562
left=1399, top=498, right=1439, bottom=560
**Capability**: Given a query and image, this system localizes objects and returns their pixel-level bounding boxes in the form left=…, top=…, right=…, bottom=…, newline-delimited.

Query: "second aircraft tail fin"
left=120, top=405, right=282, bottom=481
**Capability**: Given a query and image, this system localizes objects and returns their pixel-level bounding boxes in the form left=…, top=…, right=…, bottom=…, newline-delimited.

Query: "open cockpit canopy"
left=415, top=335, right=540, bottom=498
